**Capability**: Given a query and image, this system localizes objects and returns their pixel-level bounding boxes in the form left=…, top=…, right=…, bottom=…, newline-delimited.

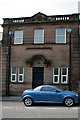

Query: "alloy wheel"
left=65, top=98, right=74, bottom=107
left=24, top=98, right=32, bottom=106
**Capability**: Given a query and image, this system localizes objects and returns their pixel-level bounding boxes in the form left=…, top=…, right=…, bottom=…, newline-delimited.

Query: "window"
left=34, top=29, right=44, bottom=44
left=53, top=68, right=60, bottom=83
left=56, top=29, right=66, bottom=43
left=61, top=68, right=68, bottom=84
left=40, top=87, right=56, bottom=92
left=11, top=67, right=16, bottom=82
left=0, top=32, right=2, bottom=41
left=14, top=31, right=23, bottom=44
left=18, top=67, right=24, bottom=82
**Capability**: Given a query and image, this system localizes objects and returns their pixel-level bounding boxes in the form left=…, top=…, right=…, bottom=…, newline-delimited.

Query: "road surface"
left=2, top=101, right=79, bottom=118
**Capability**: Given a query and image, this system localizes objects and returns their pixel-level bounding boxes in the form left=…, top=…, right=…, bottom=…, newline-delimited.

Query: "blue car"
left=22, top=85, right=79, bottom=107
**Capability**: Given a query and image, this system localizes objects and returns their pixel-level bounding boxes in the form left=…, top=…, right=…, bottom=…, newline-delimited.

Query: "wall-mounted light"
left=9, top=31, right=14, bottom=36
left=67, top=28, right=73, bottom=33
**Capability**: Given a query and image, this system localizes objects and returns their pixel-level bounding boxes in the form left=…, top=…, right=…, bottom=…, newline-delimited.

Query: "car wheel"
left=24, top=98, right=33, bottom=106
left=64, top=98, right=74, bottom=107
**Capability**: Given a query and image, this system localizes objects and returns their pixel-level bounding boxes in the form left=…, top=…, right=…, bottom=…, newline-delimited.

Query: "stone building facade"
left=0, top=32, right=2, bottom=95
left=2, top=12, right=80, bottom=96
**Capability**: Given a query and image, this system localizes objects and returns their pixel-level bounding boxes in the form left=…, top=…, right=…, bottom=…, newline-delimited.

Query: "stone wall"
left=2, top=13, right=80, bottom=95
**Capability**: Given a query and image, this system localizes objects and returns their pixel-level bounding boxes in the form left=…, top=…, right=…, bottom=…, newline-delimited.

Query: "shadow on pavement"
left=31, top=103, right=78, bottom=107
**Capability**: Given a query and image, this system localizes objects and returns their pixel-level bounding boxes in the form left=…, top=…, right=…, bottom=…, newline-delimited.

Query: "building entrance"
left=32, top=67, right=44, bottom=89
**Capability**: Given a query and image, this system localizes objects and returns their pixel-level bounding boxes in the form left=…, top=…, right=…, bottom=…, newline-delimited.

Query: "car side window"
left=40, top=87, right=56, bottom=92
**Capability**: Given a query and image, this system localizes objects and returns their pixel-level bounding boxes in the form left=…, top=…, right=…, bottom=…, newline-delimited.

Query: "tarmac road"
left=1, top=101, right=79, bottom=118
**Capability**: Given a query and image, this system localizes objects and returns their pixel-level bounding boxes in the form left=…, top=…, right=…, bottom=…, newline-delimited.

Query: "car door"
left=31, top=91, right=44, bottom=102
left=40, top=87, right=63, bottom=103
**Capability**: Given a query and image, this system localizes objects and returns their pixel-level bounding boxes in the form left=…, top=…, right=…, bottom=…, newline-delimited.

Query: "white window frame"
left=11, top=67, right=16, bottom=82
left=79, top=15, right=80, bottom=20
left=34, top=29, right=44, bottom=44
left=53, top=68, right=60, bottom=83
left=61, top=67, right=68, bottom=84
left=56, top=29, right=66, bottom=43
left=18, top=67, right=24, bottom=83
left=14, top=30, right=23, bottom=44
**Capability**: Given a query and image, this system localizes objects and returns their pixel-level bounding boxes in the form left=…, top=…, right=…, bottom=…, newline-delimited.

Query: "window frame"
left=14, top=30, right=23, bottom=44
left=53, top=68, right=60, bottom=84
left=18, top=67, right=24, bottom=83
left=56, top=28, right=66, bottom=43
left=61, top=67, right=68, bottom=84
left=11, top=67, right=16, bottom=82
left=34, top=29, right=44, bottom=44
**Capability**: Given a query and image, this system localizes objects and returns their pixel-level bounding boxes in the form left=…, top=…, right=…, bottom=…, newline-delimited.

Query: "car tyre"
left=64, top=97, right=74, bottom=107
left=24, top=97, right=33, bottom=107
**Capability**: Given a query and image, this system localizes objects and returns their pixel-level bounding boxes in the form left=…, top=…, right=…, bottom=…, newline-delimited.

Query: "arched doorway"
left=32, top=56, right=45, bottom=88
left=26, top=55, right=52, bottom=89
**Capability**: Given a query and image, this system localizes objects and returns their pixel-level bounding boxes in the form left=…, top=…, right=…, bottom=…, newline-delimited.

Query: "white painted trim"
left=34, top=29, right=44, bottom=44
left=53, top=68, right=60, bottom=83
left=11, top=68, right=16, bottom=82
left=56, top=28, right=66, bottom=43
left=18, top=67, right=24, bottom=83
left=61, top=67, right=68, bottom=84
left=14, top=30, right=23, bottom=44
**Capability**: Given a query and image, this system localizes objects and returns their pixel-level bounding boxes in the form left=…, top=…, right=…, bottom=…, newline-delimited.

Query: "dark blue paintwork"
left=22, top=85, right=79, bottom=104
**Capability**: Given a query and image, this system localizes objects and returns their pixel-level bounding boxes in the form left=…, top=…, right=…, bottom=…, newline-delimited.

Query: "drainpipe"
left=67, top=28, right=73, bottom=91
left=6, top=31, right=13, bottom=96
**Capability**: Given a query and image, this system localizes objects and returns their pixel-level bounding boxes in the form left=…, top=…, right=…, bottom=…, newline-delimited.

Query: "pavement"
left=2, top=96, right=22, bottom=101
left=1, top=96, right=80, bottom=105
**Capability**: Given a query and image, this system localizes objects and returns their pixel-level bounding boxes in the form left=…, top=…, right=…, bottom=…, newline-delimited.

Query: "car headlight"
left=76, top=94, right=78, bottom=97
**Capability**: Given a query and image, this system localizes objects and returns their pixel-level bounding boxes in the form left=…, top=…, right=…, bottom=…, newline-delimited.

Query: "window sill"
left=53, top=83, right=68, bottom=85
left=12, top=42, right=69, bottom=45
